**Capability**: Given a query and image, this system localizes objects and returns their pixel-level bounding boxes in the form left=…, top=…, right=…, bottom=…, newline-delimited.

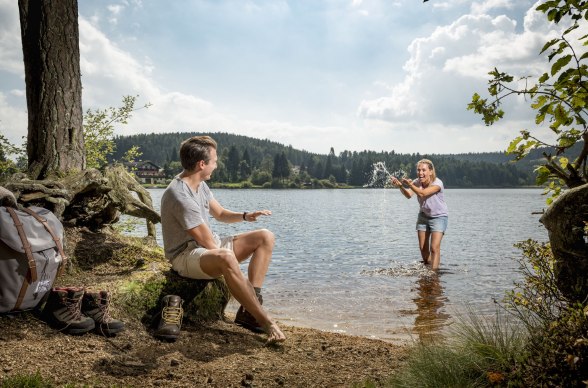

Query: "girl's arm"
left=403, top=179, right=441, bottom=198
left=391, top=177, right=413, bottom=199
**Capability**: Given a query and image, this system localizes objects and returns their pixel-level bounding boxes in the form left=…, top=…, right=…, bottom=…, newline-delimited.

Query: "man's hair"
left=416, top=158, right=437, bottom=182
left=179, top=136, right=217, bottom=170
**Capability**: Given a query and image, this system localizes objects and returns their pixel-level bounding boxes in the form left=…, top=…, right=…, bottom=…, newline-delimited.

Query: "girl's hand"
left=390, top=177, right=402, bottom=187
left=401, top=178, right=412, bottom=186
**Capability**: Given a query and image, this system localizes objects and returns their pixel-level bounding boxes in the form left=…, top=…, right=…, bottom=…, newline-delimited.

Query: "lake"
left=126, top=188, right=548, bottom=344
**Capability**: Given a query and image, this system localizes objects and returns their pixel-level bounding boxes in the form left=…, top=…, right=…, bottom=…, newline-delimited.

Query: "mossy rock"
left=62, top=228, right=231, bottom=327
left=112, top=262, right=231, bottom=325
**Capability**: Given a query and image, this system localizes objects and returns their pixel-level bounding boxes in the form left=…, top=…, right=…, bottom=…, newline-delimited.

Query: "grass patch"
left=387, top=309, right=527, bottom=387
left=0, top=372, right=81, bottom=388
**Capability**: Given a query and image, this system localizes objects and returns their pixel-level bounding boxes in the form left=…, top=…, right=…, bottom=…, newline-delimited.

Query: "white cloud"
left=357, top=4, right=567, bottom=127
left=107, top=4, right=124, bottom=24
left=471, top=0, right=514, bottom=15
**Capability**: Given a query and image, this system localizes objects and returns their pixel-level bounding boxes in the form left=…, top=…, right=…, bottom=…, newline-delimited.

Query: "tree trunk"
left=540, top=183, right=588, bottom=302
left=18, top=0, right=85, bottom=180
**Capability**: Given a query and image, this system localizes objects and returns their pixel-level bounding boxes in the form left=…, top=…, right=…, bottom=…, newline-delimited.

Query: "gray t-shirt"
left=413, top=178, right=448, bottom=217
left=160, top=176, right=220, bottom=260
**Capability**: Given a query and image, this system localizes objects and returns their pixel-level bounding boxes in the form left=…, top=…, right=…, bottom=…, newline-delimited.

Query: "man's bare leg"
left=232, top=228, right=275, bottom=287
left=199, top=248, right=285, bottom=343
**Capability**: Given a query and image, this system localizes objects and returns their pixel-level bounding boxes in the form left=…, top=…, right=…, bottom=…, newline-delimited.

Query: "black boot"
left=42, top=287, right=95, bottom=335
left=154, top=295, right=183, bottom=341
left=235, top=291, right=264, bottom=333
left=82, top=290, right=125, bottom=336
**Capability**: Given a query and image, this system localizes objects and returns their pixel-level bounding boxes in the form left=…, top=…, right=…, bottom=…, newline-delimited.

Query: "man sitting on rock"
left=159, top=135, right=286, bottom=344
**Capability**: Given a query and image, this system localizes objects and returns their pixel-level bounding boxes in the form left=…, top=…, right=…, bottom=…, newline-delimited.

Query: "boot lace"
left=95, top=296, right=112, bottom=323
left=162, top=305, right=183, bottom=326
left=65, top=296, right=83, bottom=320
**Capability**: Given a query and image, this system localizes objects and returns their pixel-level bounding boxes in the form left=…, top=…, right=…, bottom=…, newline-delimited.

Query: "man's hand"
left=245, top=210, right=271, bottom=222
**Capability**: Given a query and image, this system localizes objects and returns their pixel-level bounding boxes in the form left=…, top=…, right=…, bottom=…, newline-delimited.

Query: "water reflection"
left=412, top=273, right=451, bottom=342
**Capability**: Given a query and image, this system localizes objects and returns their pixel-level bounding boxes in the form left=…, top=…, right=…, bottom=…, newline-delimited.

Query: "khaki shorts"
left=171, top=237, right=234, bottom=280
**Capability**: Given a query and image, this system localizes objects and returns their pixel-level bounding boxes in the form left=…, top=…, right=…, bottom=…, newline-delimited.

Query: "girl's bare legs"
left=417, top=231, right=431, bottom=265
left=429, top=232, right=444, bottom=270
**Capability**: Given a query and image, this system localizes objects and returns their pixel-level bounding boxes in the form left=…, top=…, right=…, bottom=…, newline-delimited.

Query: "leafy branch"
left=84, top=95, right=151, bottom=169
left=467, top=0, right=588, bottom=203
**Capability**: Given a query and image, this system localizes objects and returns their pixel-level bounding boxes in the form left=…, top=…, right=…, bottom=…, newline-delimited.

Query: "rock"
left=540, top=183, right=588, bottom=301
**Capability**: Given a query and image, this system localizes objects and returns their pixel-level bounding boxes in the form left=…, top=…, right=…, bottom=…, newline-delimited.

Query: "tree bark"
left=18, top=0, right=85, bottom=180
left=540, top=183, right=588, bottom=302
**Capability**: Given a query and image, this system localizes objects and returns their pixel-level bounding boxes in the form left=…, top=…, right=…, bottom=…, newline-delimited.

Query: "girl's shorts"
left=416, top=213, right=448, bottom=233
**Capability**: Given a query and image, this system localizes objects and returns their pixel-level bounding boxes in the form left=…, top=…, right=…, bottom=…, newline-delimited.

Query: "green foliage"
left=468, top=0, right=588, bottom=203
left=502, top=239, right=588, bottom=386
left=513, top=304, right=588, bottom=387
left=0, top=134, right=25, bottom=180
left=83, top=95, right=149, bottom=169
left=504, top=240, right=569, bottom=327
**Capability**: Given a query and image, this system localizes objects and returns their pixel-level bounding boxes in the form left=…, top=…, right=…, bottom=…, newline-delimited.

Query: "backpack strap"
left=6, top=207, right=38, bottom=282
left=6, top=207, right=37, bottom=311
left=21, top=207, right=68, bottom=277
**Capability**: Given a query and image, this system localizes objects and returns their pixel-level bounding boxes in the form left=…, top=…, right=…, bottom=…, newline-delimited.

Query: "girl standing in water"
left=391, top=159, right=448, bottom=270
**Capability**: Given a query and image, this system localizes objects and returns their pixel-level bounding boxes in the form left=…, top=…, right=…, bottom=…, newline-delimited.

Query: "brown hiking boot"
left=235, top=292, right=264, bottom=333
left=82, top=290, right=125, bottom=336
left=154, top=295, right=183, bottom=341
left=42, top=287, right=95, bottom=335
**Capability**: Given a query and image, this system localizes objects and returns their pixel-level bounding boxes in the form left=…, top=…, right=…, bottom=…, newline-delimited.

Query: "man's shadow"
left=412, top=272, right=451, bottom=342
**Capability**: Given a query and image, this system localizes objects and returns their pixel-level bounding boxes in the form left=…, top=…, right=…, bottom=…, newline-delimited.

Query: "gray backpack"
left=0, top=206, right=67, bottom=313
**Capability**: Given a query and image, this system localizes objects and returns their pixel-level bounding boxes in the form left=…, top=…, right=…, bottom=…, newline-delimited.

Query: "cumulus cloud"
left=471, top=0, right=514, bottom=15
left=357, top=2, right=573, bottom=127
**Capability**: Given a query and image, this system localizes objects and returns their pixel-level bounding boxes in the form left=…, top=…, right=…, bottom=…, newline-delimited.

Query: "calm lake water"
left=128, top=188, right=548, bottom=344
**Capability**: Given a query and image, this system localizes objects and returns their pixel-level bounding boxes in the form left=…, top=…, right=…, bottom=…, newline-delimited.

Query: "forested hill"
left=112, top=132, right=542, bottom=188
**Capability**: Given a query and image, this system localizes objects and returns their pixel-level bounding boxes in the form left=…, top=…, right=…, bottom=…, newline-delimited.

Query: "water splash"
left=364, top=162, right=408, bottom=188
left=362, top=261, right=436, bottom=277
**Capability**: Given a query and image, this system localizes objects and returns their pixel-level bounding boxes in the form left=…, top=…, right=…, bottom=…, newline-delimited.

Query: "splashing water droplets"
left=364, top=162, right=408, bottom=188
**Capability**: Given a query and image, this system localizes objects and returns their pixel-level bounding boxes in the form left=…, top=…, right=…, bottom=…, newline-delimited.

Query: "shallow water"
left=126, top=188, right=548, bottom=343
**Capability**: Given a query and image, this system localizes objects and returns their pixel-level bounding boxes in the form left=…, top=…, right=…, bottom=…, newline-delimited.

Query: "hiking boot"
left=235, top=292, right=264, bottom=333
left=82, top=290, right=125, bottom=336
left=154, top=295, right=183, bottom=341
left=42, top=287, right=95, bottom=335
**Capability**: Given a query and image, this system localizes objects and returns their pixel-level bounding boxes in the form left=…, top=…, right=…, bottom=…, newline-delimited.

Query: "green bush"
left=503, top=240, right=588, bottom=386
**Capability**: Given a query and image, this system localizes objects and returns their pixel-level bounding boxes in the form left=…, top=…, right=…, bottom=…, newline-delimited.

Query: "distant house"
left=125, top=161, right=166, bottom=185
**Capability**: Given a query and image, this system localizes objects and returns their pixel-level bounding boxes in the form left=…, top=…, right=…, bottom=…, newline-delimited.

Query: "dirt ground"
left=0, top=313, right=408, bottom=387
left=0, top=228, right=409, bottom=387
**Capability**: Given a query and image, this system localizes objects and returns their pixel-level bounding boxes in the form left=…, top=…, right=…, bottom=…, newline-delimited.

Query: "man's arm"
left=209, top=198, right=246, bottom=223
left=209, top=198, right=272, bottom=223
left=186, top=223, right=219, bottom=249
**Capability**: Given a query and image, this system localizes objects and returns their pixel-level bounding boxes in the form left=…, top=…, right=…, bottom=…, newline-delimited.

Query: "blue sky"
left=0, top=0, right=582, bottom=155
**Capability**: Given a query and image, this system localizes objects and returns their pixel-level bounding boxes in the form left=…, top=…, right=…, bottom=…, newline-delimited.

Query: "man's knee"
left=259, top=228, right=275, bottom=246
left=214, top=248, right=239, bottom=268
